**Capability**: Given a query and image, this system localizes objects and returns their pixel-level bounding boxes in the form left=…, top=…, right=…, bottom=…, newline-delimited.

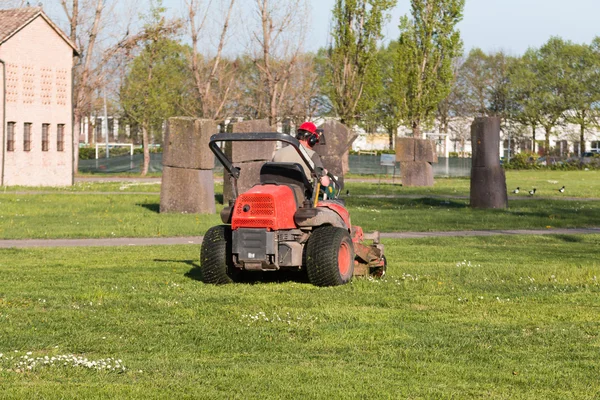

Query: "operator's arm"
left=311, top=153, right=330, bottom=187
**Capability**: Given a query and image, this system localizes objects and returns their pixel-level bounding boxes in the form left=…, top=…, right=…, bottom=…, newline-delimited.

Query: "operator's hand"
left=320, top=169, right=330, bottom=187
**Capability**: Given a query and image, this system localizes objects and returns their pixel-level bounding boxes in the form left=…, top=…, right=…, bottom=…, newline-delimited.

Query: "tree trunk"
left=544, top=127, right=551, bottom=156
left=388, top=126, right=396, bottom=150
left=531, top=125, right=536, bottom=154
left=412, top=120, right=422, bottom=139
left=580, top=124, right=586, bottom=154
left=141, top=124, right=150, bottom=176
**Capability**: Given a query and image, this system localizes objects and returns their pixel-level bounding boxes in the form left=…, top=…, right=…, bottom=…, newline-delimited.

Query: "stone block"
left=226, top=119, right=276, bottom=163
left=163, top=118, right=216, bottom=170
left=400, top=161, right=434, bottom=187
left=415, top=139, right=438, bottom=163
left=320, top=155, right=345, bottom=190
left=320, top=155, right=344, bottom=177
left=395, top=138, right=415, bottom=162
left=315, top=120, right=357, bottom=158
left=160, top=166, right=215, bottom=214
left=470, top=166, right=508, bottom=208
left=471, top=117, right=501, bottom=168
left=223, top=161, right=265, bottom=204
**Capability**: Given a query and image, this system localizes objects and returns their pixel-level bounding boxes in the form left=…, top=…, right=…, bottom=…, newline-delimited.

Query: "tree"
left=60, top=0, right=105, bottom=173
left=507, top=49, right=542, bottom=154
left=374, top=41, right=402, bottom=149
left=250, top=0, right=308, bottom=126
left=186, top=0, right=237, bottom=120
left=563, top=39, right=600, bottom=154
left=393, top=0, right=464, bottom=138
left=455, top=48, right=513, bottom=118
left=535, top=38, right=570, bottom=154
left=326, top=0, right=395, bottom=125
left=119, top=4, right=191, bottom=176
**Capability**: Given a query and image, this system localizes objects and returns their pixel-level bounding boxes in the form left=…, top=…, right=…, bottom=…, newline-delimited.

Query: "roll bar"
left=209, top=132, right=316, bottom=179
left=208, top=132, right=339, bottom=203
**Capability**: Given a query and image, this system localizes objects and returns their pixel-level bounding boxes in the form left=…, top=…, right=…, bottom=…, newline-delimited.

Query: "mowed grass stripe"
left=0, top=235, right=599, bottom=398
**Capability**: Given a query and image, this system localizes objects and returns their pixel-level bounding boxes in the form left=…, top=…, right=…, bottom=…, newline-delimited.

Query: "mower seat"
left=260, top=162, right=313, bottom=204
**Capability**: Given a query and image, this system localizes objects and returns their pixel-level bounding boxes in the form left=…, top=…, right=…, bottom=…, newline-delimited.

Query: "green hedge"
left=503, top=152, right=600, bottom=171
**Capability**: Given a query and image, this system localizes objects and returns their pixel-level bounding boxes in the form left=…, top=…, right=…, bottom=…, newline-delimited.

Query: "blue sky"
left=305, top=0, right=600, bottom=55
left=158, top=0, right=600, bottom=56
left=36, top=0, right=598, bottom=56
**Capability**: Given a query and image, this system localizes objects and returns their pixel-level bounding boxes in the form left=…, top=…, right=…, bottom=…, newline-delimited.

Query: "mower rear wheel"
left=200, top=225, right=242, bottom=284
left=306, top=226, right=354, bottom=286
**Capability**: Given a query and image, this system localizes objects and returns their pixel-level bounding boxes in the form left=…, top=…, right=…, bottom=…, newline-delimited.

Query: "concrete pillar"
left=223, top=119, right=276, bottom=204
left=315, top=120, right=358, bottom=188
left=470, top=117, right=508, bottom=209
left=395, top=138, right=437, bottom=187
left=160, top=117, right=217, bottom=214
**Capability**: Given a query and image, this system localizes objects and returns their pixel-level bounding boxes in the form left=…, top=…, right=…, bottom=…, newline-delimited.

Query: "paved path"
left=2, top=228, right=599, bottom=248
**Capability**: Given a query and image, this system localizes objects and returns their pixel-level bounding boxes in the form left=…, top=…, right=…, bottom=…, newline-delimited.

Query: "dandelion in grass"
left=456, top=260, right=481, bottom=267
left=240, top=311, right=319, bottom=327
left=2, top=351, right=127, bottom=373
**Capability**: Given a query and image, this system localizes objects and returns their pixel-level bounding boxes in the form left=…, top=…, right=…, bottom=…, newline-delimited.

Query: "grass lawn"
left=345, top=169, right=600, bottom=198
left=2, top=181, right=163, bottom=193
left=1, top=193, right=599, bottom=239
left=1, top=235, right=599, bottom=398
left=0, top=170, right=598, bottom=239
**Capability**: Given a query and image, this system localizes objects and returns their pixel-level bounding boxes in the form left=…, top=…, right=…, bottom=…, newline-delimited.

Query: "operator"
left=272, top=121, right=331, bottom=188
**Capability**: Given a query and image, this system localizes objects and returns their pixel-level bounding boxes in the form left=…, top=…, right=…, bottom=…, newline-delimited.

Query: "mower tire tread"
left=200, top=225, right=241, bottom=284
left=306, top=226, right=354, bottom=287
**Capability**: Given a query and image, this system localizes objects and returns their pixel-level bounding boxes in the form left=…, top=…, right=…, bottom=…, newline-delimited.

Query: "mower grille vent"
left=233, top=194, right=276, bottom=229
left=235, top=219, right=274, bottom=228
left=236, top=195, right=275, bottom=217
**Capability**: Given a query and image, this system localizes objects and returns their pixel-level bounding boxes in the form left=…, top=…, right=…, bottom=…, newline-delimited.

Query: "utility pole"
left=103, top=87, right=109, bottom=158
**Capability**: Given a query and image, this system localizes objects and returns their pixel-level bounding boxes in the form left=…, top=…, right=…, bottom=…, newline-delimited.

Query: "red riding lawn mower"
left=201, top=132, right=386, bottom=287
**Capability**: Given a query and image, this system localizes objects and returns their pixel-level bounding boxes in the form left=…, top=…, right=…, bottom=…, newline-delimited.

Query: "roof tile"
left=0, top=7, right=42, bottom=44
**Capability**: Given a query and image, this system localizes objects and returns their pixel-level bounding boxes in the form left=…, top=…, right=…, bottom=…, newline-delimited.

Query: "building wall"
left=0, top=16, right=73, bottom=186
left=0, top=60, right=4, bottom=185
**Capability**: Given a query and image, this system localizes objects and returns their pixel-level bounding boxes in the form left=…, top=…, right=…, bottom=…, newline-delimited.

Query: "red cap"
left=298, top=122, right=317, bottom=134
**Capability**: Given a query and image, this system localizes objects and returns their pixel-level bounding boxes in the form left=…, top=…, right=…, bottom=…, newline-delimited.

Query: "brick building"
left=0, top=7, right=77, bottom=186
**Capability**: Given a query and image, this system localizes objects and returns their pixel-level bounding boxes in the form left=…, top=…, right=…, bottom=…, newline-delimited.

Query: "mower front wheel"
left=200, top=225, right=243, bottom=284
left=306, top=226, right=355, bottom=287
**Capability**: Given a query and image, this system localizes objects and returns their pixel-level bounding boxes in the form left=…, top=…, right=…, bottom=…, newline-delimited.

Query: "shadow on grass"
left=183, top=266, right=309, bottom=285
left=138, top=203, right=160, bottom=213
left=348, top=196, right=469, bottom=209
left=412, top=198, right=468, bottom=208
left=552, top=235, right=584, bottom=243
left=507, top=200, right=600, bottom=226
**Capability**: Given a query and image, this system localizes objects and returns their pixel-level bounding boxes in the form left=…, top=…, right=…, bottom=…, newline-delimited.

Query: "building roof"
left=0, top=7, right=78, bottom=54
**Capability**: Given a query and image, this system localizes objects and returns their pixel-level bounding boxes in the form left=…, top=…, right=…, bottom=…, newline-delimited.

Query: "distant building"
left=0, top=7, right=77, bottom=186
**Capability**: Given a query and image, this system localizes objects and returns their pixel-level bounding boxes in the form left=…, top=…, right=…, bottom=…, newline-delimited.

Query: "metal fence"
left=348, top=154, right=471, bottom=177
left=79, top=153, right=472, bottom=177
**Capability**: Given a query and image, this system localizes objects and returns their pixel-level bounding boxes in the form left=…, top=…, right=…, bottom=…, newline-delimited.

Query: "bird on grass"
left=346, top=190, right=350, bottom=196
left=529, top=188, right=537, bottom=196
left=559, top=186, right=565, bottom=193
left=512, top=187, right=520, bottom=194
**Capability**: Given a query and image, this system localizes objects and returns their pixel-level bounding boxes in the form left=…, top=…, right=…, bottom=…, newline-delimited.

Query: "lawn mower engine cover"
left=230, top=184, right=302, bottom=270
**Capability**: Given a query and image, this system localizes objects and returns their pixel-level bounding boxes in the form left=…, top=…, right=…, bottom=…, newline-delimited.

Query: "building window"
left=592, top=141, right=600, bottom=152
left=24, top=123, right=32, bottom=152
left=42, top=124, right=50, bottom=151
left=7, top=122, right=16, bottom=152
left=57, top=124, right=65, bottom=152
